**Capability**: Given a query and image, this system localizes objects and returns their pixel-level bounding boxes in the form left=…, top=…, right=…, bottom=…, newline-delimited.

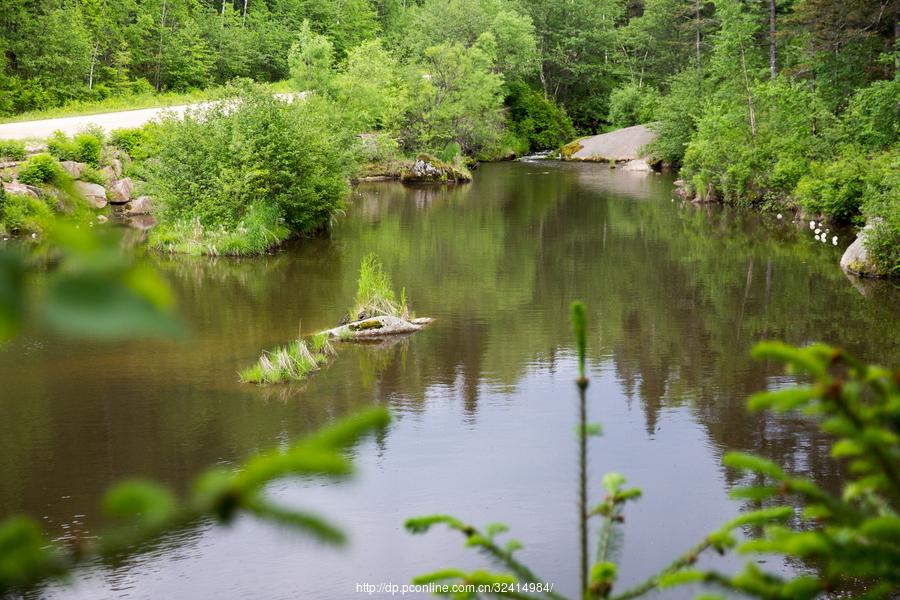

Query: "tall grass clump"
left=0, top=140, right=27, bottom=161
left=351, top=253, right=408, bottom=319
left=147, top=82, right=356, bottom=256
left=240, top=333, right=335, bottom=384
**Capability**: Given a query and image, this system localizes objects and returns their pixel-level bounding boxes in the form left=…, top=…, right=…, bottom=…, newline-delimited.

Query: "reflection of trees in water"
left=346, top=164, right=900, bottom=498
left=5, top=164, right=899, bottom=545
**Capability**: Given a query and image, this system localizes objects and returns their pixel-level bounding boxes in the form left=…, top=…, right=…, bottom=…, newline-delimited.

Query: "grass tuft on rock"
left=239, top=333, right=335, bottom=384
left=351, top=253, right=408, bottom=319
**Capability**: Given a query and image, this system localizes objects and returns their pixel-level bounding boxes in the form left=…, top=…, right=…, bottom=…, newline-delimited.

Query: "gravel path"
left=0, top=93, right=299, bottom=141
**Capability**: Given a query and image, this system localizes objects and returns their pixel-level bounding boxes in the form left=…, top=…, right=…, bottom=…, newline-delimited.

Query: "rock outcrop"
left=59, top=161, right=87, bottom=179
left=126, top=196, right=153, bottom=215
left=840, top=224, right=880, bottom=278
left=74, top=181, right=107, bottom=209
left=563, top=124, right=659, bottom=168
left=109, top=177, right=134, bottom=204
left=400, top=155, right=471, bottom=184
left=2, top=181, right=40, bottom=198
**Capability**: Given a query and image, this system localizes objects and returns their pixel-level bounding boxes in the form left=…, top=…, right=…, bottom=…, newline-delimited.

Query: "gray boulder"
left=126, top=195, right=153, bottom=215
left=74, top=181, right=107, bottom=209
left=840, top=225, right=879, bottom=278
left=109, top=177, right=134, bottom=204
left=59, top=161, right=87, bottom=179
left=3, top=181, right=39, bottom=198
left=621, top=158, right=654, bottom=172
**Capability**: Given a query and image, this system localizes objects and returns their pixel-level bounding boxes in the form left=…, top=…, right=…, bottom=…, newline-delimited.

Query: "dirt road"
left=0, top=93, right=299, bottom=141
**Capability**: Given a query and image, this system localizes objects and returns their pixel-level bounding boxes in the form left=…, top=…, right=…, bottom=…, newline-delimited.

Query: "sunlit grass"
left=351, top=253, right=408, bottom=319
left=239, top=333, right=335, bottom=384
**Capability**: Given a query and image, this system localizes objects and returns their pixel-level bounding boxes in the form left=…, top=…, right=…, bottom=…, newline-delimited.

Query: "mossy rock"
left=349, top=318, right=385, bottom=331
left=560, top=140, right=584, bottom=160
left=400, top=154, right=472, bottom=184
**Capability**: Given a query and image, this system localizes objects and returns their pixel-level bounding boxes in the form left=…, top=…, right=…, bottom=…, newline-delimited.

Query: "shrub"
left=18, top=153, right=62, bottom=185
left=862, top=150, right=900, bottom=276
left=648, top=69, right=704, bottom=164
left=0, top=192, right=53, bottom=234
left=607, top=83, right=659, bottom=128
left=78, top=165, right=106, bottom=186
left=148, top=84, right=355, bottom=255
left=110, top=127, right=150, bottom=160
left=793, top=151, right=867, bottom=223
left=0, top=140, right=27, bottom=161
left=505, top=81, right=576, bottom=151
left=73, top=133, right=101, bottom=167
left=46, top=131, right=102, bottom=166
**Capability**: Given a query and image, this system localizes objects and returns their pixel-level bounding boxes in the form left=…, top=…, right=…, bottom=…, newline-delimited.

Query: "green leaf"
left=243, top=499, right=345, bottom=546
left=0, top=517, right=61, bottom=592
left=42, top=272, right=183, bottom=339
left=723, top=452, right=785, bottom=480
left=103, top=480, right=176, bottom=526
left=747, top=386, right=818, bottom=412
left=658, top=570, right=705, bottom=588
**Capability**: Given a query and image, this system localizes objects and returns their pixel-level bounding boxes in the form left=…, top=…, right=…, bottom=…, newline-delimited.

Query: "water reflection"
left=2, top=161, right=899, bottom=599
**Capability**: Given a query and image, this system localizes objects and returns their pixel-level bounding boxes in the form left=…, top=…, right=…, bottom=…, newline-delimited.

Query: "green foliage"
left=0, top=140, right=26, bottom=161
left=110, top=127, right=152, bottom=160
left=0, top=192, right=53, bottom=235
left=0, top=223, right=180, bottom=342
left=333, top=39, right=408, bottom=133
left=607, top=84, right=659, bottom=129
left=46, top=131, right=102, bottom=167
left=437, top=142, right=462, bottom=164
left=505, top=81, right=575, bottom=152
left=289, top=21, right=335, bottom=94
left=648, top=69, right=704, bottom=165
left=352, top=253, right=408, bottom=319
left=17, top=153, right=62, bottom=186
left=683, top=77, right=835, bottom=204
left=0, top=406, right=390, bottom=595
left=794, top=152, right=868, bottom=223
left=240, top=333, right=335, bottom=384
left=843, top=78, right=900, bottom=151
left=405, top=41, right=505, bottom=155
left=861, top=150, right=900, bottom=276
left=148, top=84, right=354, bottom=256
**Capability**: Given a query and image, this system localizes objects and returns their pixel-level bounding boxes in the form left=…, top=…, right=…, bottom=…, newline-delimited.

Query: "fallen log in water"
left=321, top=315, right=435, bottom=340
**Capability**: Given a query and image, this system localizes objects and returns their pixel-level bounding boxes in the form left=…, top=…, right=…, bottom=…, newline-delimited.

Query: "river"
left=2, top=161, right=899, bottom=599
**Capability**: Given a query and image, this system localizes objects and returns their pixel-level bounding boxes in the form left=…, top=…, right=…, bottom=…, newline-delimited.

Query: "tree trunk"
left=739, top=43, right=757, bottom=140
left=769, top=0, right=777, bottom=79
left=155, top=0, right=167, bottom=91
left=242, top=0, right=248, bottom=26
left=88, top=40, right=99, bottom=90
left=695, top=0, right=701, bottom=75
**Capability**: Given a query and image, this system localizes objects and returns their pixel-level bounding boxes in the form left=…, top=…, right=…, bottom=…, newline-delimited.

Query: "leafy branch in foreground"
left=406, top=309, right=900, bottom=599
left=0, top=407, right=390, bottom=595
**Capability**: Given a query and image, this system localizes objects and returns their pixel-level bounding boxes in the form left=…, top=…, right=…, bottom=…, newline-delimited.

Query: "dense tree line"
left=2, top=0, right=898, bottom=268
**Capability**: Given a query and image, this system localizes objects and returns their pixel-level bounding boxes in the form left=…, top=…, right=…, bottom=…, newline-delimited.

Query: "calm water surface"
left=2, top=161, right=899, bottom=599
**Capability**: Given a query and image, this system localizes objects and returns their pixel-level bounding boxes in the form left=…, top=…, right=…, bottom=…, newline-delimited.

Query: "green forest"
left=2, top=0, right=899, bottom=270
